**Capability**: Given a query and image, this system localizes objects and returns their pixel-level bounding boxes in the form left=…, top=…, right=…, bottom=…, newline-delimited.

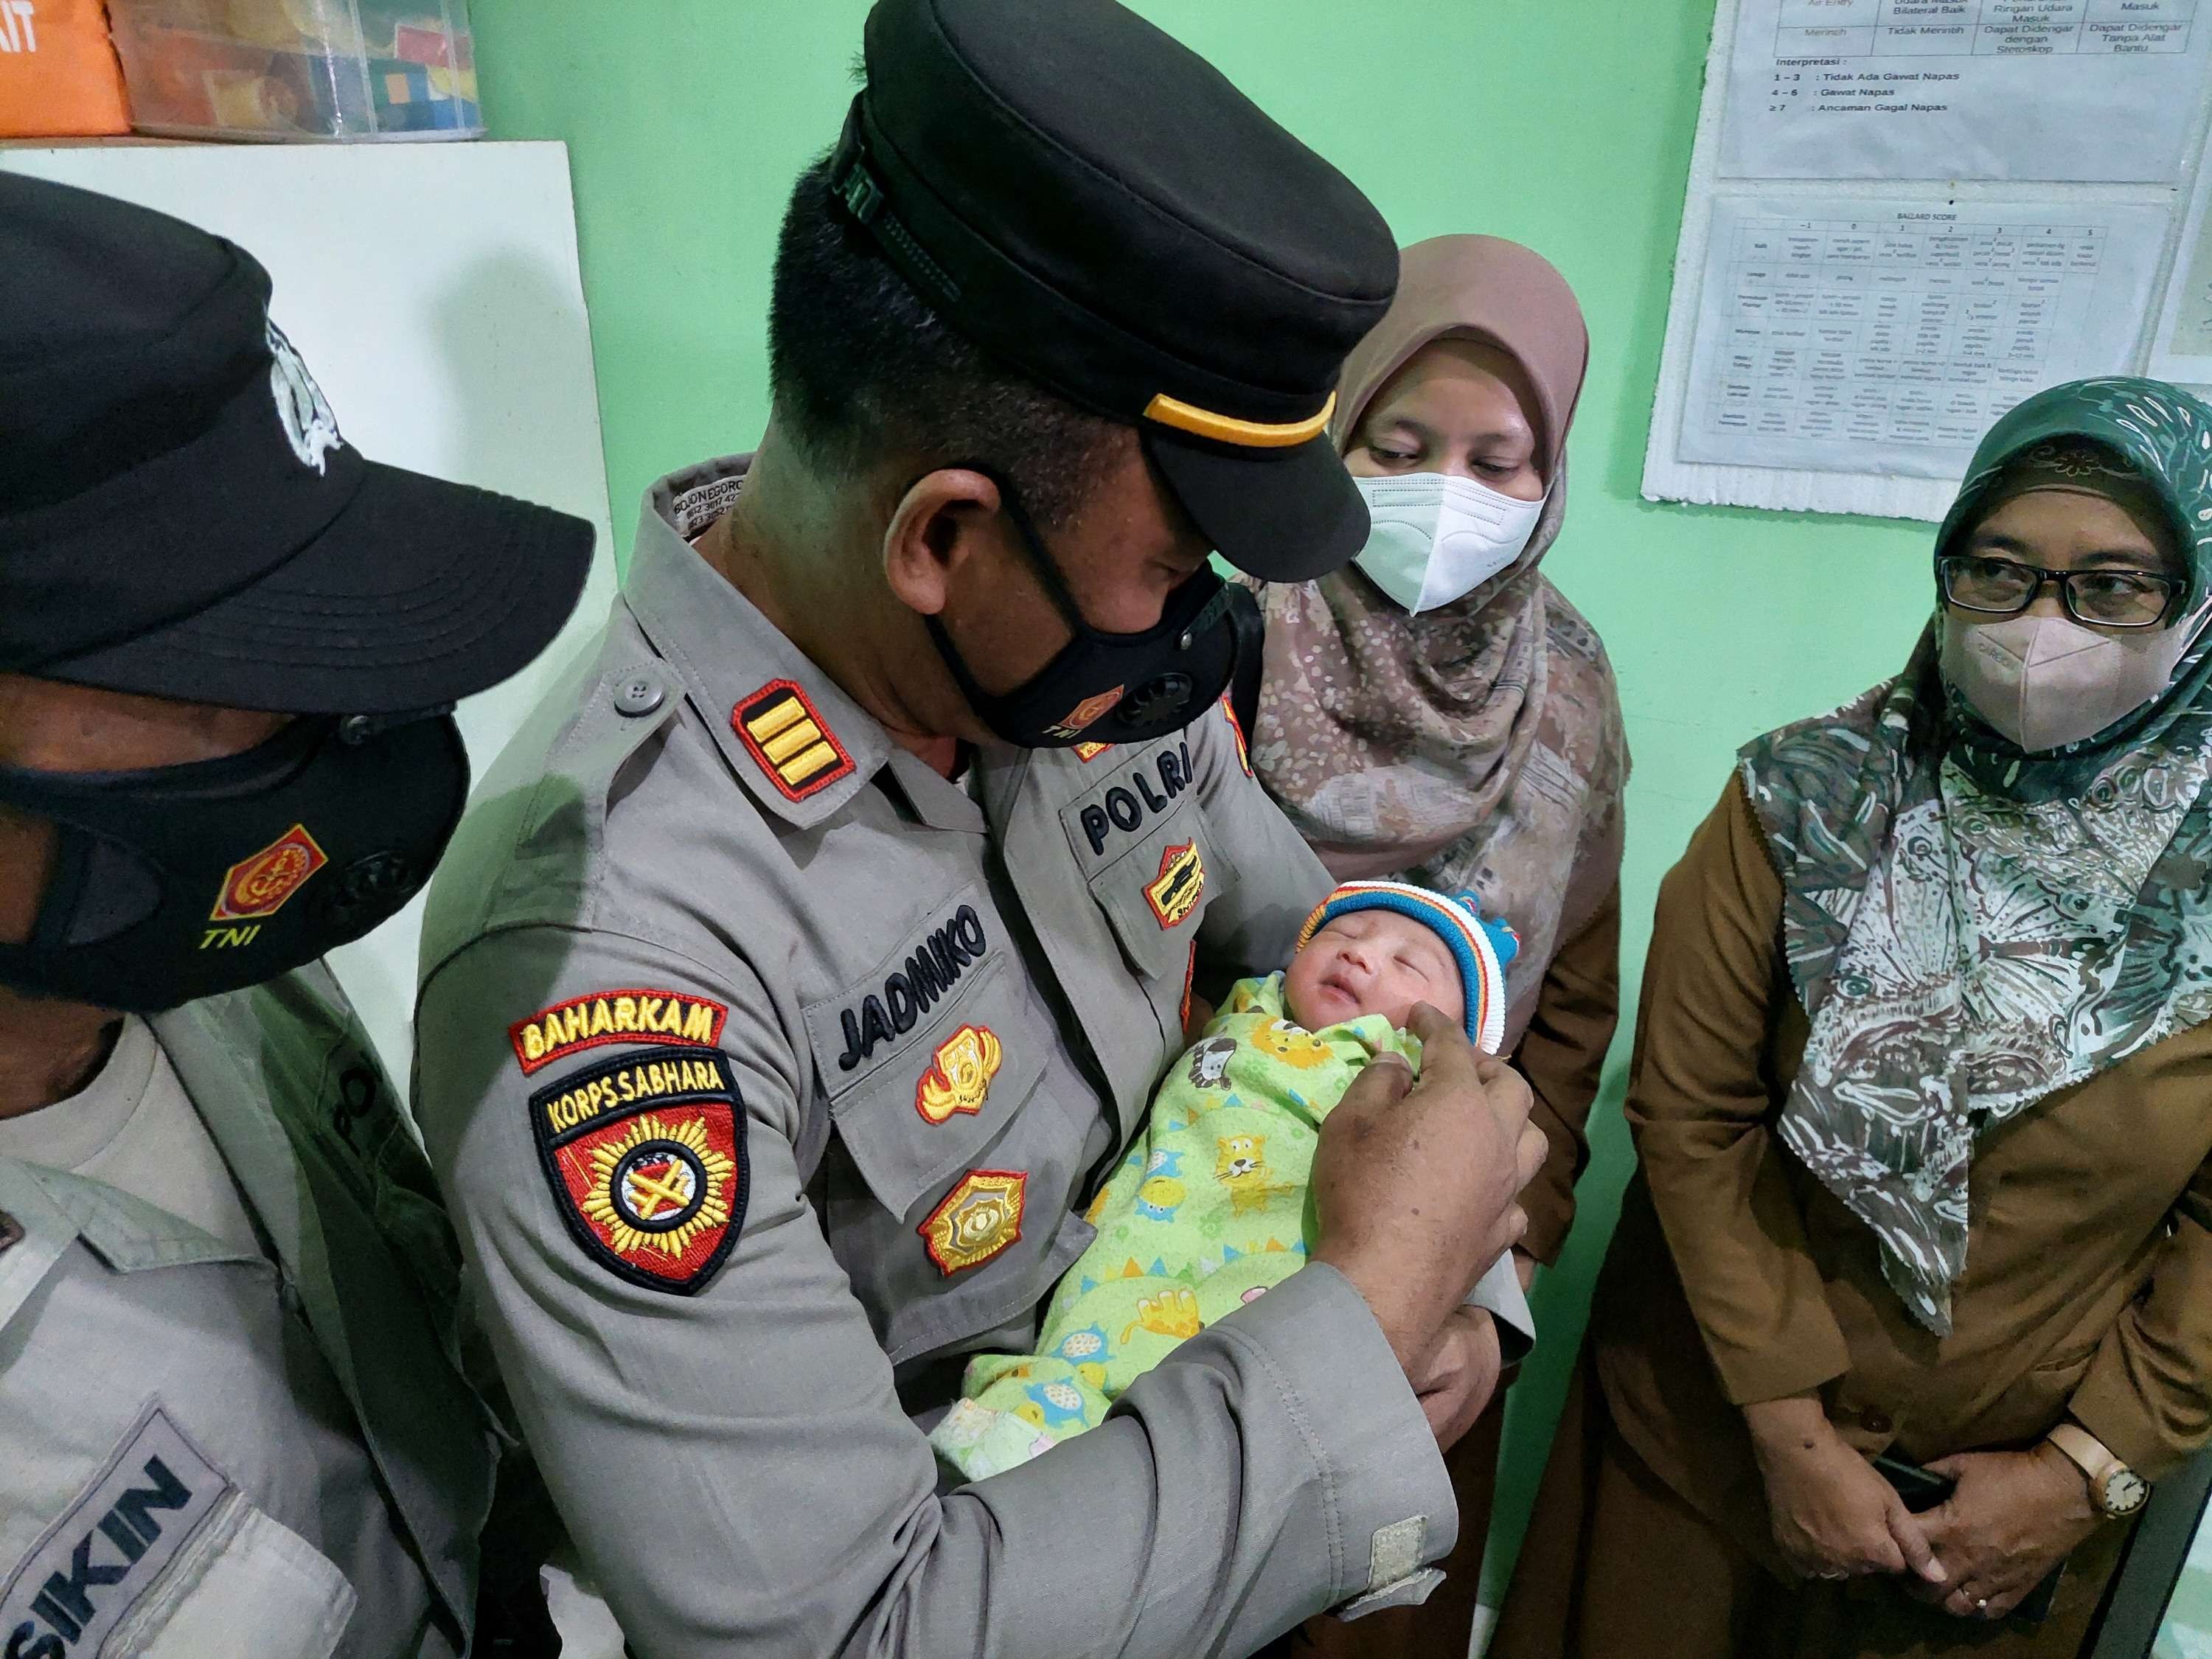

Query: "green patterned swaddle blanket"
left=930, top=972, right=1415, bottom=1481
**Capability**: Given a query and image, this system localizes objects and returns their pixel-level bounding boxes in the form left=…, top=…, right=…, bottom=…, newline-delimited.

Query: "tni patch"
left=1045, top=686, right=1125, bottom=742
left=532, top=1048, right=748, bottom=1294
left=210, top=822, right=327, bottom=921
left=734, top=679, right=855, bottom=802
left=1146, top=841, right=1206, bottom=929
left=509, top=988, right=728, bottom=1075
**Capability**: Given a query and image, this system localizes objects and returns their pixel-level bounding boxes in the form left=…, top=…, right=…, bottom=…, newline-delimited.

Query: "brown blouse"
left=1590, top=773, right=2212, bottom=1564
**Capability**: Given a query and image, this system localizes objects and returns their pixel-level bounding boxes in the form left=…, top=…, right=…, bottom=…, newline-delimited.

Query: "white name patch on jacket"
left=1, top=1405, right=229, bottom=1657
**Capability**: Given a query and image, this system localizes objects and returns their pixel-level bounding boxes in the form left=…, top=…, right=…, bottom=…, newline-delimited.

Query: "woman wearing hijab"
left=1249, top=235, right=1629, bottom=1659
left=1493, top=378, right=2212, bottom=1658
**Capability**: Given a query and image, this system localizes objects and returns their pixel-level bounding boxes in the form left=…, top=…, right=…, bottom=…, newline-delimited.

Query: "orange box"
left=0, top=0, right=133, bottom=136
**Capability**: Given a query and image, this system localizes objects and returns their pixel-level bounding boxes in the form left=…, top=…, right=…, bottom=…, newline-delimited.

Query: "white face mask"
left=1938, top=606, right=2206, bottom=753
left=1352, top=472, right=1545, bottom=615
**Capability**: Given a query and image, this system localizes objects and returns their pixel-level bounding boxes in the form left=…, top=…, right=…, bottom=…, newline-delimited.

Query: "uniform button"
left=615, top=675, right=665, bottom=717
left=1860, top=1410, right=1893, bottom=1435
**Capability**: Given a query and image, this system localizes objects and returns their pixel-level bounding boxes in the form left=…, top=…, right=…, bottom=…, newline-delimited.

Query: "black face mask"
left=922, top=466, right=1239, bottom=749
left=0, top=711, right=468, bottom=1013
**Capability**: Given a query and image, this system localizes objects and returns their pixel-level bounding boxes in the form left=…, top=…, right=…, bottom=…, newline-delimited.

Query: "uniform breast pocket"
left=804, top=950, right=1096, bottom=1366
left=1084, top=807, right=1224, bottom=989
left=1058, top=737, right=1225, bottom=983
left=0, top=1405, right=356, bottom=1659
left=114, top=1493, right=358, bottom=1658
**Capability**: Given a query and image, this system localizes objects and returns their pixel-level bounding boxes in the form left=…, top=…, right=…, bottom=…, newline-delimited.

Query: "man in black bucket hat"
left=0, top=171, right=591, bottom=1655
left=411, top=3, right=1546, bottom=1652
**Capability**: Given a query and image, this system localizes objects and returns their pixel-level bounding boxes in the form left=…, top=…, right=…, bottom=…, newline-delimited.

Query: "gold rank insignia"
left=1145, top=840, right=1206, bottom=929
left=1073, top=740, right=1113, bottom=762
left=530, top=1049, right=748, bottom=1294
left=915, top=1023, right=1003, bottom=1125
left=920, top=1169, right=1026, bottom=1276
left=733, top=678, right=855, bottom=802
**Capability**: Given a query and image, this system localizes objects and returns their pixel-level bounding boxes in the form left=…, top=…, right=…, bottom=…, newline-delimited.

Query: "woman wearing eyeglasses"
left=1492, top=378, right=2212, bottom=1659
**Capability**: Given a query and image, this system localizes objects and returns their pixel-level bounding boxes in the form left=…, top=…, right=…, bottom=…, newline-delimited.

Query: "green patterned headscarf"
left=1741, top=378, right=2212, bottom=1334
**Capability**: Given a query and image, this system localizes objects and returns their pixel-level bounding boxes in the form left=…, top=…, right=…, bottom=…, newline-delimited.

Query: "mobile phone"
left=2012, top=1562, right=2065, bottom=1627
left=1872, top=1452, right=1956, bottom=1513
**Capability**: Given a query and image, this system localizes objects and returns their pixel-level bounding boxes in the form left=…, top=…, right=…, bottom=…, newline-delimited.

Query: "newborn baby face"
left=1283, top=909, right=1464, bottom=1034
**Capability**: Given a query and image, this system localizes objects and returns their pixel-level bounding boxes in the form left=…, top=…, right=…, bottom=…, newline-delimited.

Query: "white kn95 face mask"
left=1352, top=471, right=1545, bottom=614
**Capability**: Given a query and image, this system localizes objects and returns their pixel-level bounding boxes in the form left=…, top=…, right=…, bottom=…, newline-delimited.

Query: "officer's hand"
left=1310, top=1004, right=1543, bottom=1374
left=1407, top=1305, right=1503, bottom=1450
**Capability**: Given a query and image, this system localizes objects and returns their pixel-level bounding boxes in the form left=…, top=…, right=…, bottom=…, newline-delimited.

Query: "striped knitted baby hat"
left=1294, top=880, right=1518, bottom=1053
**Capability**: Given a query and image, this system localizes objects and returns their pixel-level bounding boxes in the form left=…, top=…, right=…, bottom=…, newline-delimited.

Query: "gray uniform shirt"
left=0, top=966, right=498, bottom=1659
left=412, top=456, right=1455, bottom=1659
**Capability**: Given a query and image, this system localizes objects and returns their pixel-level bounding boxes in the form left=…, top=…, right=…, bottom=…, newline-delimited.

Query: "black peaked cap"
left=832, top=0, right=1400, bottom=580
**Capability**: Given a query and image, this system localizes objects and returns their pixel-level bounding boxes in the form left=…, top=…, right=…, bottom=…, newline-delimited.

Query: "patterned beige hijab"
left=1248, top=236, right=1629, bottom=1044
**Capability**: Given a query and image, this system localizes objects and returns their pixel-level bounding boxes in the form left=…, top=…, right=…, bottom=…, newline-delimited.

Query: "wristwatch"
left=2047, top=1422, right=2149, bottom=1519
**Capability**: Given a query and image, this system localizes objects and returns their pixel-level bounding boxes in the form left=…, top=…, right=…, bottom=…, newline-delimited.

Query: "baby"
left=931, top=880, right=1535, bottom=1481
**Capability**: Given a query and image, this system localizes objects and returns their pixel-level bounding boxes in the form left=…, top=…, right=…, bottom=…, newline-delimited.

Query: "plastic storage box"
left=108, top=0, right=481, bottom=141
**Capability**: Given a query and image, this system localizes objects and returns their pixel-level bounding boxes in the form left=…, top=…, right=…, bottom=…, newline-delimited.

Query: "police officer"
left=411, top=1, right=1547, bottom=1653
left=0, top=175, right=592, bottom=1656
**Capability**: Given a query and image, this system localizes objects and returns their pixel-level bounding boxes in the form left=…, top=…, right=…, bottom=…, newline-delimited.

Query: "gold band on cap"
left=1142, top=391, right=1335, bottom=450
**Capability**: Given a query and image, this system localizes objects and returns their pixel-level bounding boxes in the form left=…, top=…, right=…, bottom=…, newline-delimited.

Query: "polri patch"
left=509, top=988, right=729, bottom=1075
left=733, top=678, right=854, bottom=802
left=920, top=1169, right=1026, bottom=1276
left=1069, top=739, right=1194, bottom=859
left=1, top=1405, right=230, bottom=1656
left=915, top=1023, right=1002, bottom=1125
left=531, top=1048, right=748, bottom=1295
left=1146, top=841, right=1206, bottom=929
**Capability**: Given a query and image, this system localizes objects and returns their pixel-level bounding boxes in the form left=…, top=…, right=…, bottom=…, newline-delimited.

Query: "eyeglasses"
left=1937, top=554, right=2183, bottom=630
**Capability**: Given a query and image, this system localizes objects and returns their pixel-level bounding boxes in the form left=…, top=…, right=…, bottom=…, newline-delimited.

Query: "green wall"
left=470, top=0, right=1943, bottom=1607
